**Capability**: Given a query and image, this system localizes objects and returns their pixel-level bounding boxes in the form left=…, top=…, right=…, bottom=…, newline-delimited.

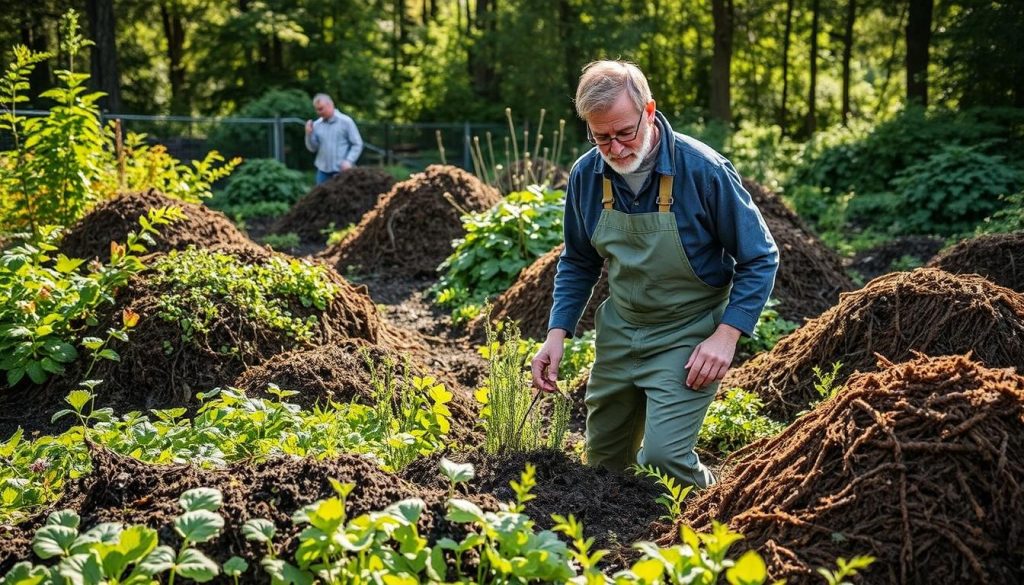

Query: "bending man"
left=305, top=93, right=364, bottom=185
left=531, top=60, right=778, bottom=488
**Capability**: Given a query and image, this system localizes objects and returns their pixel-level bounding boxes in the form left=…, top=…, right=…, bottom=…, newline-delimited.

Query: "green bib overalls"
left=586, top=173, right=731, bottom=488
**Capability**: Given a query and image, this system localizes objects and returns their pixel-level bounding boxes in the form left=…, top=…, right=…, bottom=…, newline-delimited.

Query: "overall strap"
left=602, top=178, right=614, bottom=210
left=658, top=174, right=673, bottom=213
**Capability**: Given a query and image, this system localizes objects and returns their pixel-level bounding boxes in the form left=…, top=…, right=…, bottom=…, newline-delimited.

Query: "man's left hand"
left=340, top=160, right=353, bottom=171
left=685, top=323, right=742, bottom=390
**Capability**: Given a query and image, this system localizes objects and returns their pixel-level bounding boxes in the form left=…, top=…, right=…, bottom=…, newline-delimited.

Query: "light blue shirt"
left=304, top=112, right=364, bottom=172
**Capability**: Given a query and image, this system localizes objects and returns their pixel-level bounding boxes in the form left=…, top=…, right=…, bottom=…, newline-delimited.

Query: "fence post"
left=463, top=122, right=471, bottom=170
left=273, top=116, right=285, bottom=163
left=383, top=122, right=391, bottom=166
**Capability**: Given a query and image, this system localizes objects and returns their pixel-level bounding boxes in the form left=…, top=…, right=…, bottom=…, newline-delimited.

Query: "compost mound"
left=402, top=449, right=663, bottom=569
left=848, top=235, right=945, bottom=281
left=232, top=339, right=480, bottom=442
left=724, top=268, right=1024, bottom=424
left=723, top=268, right=1024, bottom=421
left=495, top=157, right=569, bottom=193
left=60, top=189, right=266, bottom=260
left=678, top=354, right=1024, bottom=584
left=467, top=244, right=610, bottom=341
left=321, top=165, right=501, bottom=278
left=927, top=231, right=1024, bottom=293
left=742, top=179, right=853, bottom=323
left=0, top=252, right=410, bottom=439
left=272, top=167, right=396, bottom=245
left=0, top=445, right=497, bottom=576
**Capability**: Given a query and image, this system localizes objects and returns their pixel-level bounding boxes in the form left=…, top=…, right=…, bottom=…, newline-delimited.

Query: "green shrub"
left=848, top=144, right=1022, bottom=235
left=699, top=388, right=785, bottom=454
left=207, top=88, right=311, bottom=167
left=209, top=158, right=308, bottom=220
left=433, top=187, right=564, bottom=315
left=737, top=301, right=798, bottom=356
left=977, top=190, right=1024, bottom=234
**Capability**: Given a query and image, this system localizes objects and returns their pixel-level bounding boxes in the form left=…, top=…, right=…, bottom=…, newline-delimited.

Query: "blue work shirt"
left=549, top=112, right=778, bottom=337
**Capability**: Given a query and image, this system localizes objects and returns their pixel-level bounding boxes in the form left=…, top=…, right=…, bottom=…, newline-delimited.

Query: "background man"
left=305, top=93, right=364, bottom=185
left=530, top=60, right=778, bottom=488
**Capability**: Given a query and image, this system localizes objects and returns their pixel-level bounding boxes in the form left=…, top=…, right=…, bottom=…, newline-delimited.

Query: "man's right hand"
left=531, top=329, right=567, bottom=393
left=305, top=120, right=314, bottom=135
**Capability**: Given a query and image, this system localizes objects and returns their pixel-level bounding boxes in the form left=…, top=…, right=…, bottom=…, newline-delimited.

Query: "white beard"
left=600, top=121, right=654, bottom=174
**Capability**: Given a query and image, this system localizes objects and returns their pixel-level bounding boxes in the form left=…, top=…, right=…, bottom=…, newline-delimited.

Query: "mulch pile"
left=742, top=179, right=854, bottom=323
left=678, top=354, right=1024, bottom=584
left=927, top=231, right=1024, bottom=293
left=495, top=158, right=569, bottom=193
left=0, top=445, right=497, bottom=578
left=60, top=189, right=266, bottom=260
left=723, top=268, right=1024, bottom=421
left=320, top=165, right=502, bottom=278
left=232, top=339, right=481, bottom=443
left=848, top=235, right=946, bottom=281
left=402, top=449, right=663, bottom=569
left=272, top=167, right=396, bottom=245
left=0, top=252, right=411, bottom=439
left=466, top=244, right=610, bottom=341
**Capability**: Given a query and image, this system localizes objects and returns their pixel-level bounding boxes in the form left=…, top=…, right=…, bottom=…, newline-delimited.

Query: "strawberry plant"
left=0, top=207, right=183, bottom=387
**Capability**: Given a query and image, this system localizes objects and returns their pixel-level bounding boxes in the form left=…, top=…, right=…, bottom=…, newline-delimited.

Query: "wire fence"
left=2, top=110, right=565, bottom=173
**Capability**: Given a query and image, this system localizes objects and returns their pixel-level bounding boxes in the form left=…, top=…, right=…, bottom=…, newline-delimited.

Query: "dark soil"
left=742, top=179, right=854, bottom=323
left=927, top=231, right=1024, bottom=293
left=272, top=167, right=396, bottom=246
left=401, top=449, right=665, bottom=570
left=847, top=235, right=946, bottom=282
left=0, top=253, right=413, bottom=440
left=676, top=354, right=1024, bottom=584
left=0, top=445, right=498, bottom=581
left=60, top=189, right=267, bottom=260
left=495, top=158, right=569, bottom=194
left=232, top=338, right=482, bottom=443
left=320, top=165, right=502, bottom=280
left=723, top=268, right=1024, bottom=421
left=466, top=244, right=610, bottom=342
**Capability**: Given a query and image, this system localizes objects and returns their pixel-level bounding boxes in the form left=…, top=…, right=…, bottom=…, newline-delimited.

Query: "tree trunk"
left=86, top=0, right=121, bottom=112
left=469, top=0, right=498, bottom=101
left=160, top=3, right=187, bottom=114
left=841, top=0, right=856, bottom=125
left=805, top=0, right=820, bottom=135
left=906, top=0, right=933, bottom=106
left=778, top=0, right=794, bottom=131
left=710, top=0, right=734, bottom=124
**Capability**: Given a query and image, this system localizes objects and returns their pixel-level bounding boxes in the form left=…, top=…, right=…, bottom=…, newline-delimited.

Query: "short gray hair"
left=574, top=60, right=652, bottom=120
left=312, top=93, right=333, bottom=106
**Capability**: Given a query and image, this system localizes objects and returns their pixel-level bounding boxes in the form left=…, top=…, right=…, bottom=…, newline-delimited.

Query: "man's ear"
left=646, top=100, right=656, bottom=115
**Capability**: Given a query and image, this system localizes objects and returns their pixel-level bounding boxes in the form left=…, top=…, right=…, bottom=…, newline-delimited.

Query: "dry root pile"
left=273, top=167, right=396, bottom=245
left=683, top=354, right=1024, bottom=584
left=724, top=268, right=1024, bottom=420
left=60, top=189, right=266, bottom=260
left=321, top=165, right=501, bottom=277
left=927, top=230, right=1024, bottom=293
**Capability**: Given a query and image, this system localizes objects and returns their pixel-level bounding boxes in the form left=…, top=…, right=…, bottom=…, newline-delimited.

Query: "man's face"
left=587, top=91, right=655, bottom=174
left=314, top=100, right=335, bottom=120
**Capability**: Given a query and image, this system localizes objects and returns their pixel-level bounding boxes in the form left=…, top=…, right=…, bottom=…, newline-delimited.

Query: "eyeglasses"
left=586, top=109, right=645, bottom=146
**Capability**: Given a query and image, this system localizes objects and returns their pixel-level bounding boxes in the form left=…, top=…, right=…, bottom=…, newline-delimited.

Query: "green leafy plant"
left=817, top=555, right=877, bottom=585
left=148, top=248, right=339, bottom=346
left=259, top=232, right=301, bottom=251
left=813, top=362, right=844, bottom=402
left=209, top=159, right=308, bottom=221
left=736, top=301, right=798, bottom=357
left=699, top=388, right=786, bottom=454
left=475, top=322, right=570, bottom=453
left=0, top=207, right=183, bottom=387
left=976, top=189, right=1024, bottom=235
left=433, top=186, right=565, bottom=315
left=633, top=463, right=694, bottom=522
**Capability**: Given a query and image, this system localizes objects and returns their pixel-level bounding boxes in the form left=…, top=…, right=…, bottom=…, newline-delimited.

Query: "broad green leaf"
left=81, top=337, right=104, bottom=350
left=241, top=518, right=276, bottom=543
left=48, top=342, right=78, bottom=363
left=174, top=510, right=224, bottom=544
left=726, top=550, right=767, bottom=585
left=54, top=255, right=85, bottom=274
left=174, top=548, right=219, bottom=582
left=260, top=558, right=314, bottom=585
left=65, top=390, right=93, bottom=413
left=136, top=545, right=175, bottom=576
left=223, top=556, right=248, bottom=577
left=25, top=361, right=47, bottom=384
left=385, top=498, right=426, bottom=524
left=445, top=498, right=485, bottom=523
left=57, top=552, right=103, bottom=585
left=1, top=561, right=49, bottom=585
left=47, top=509, right=81, bottom=528
left=439, top=458, right=475, bottom=484
left=179, top=487, right=223, bottom=512
left=97, top=526, right=157, bottom=578
left=33, top=524, right=79, bottom=559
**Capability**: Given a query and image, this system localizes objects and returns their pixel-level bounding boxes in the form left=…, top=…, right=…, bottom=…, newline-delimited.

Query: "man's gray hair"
left=312, top=93, right=334, bottom=106
left=574, top=60, right=652, bottom=120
